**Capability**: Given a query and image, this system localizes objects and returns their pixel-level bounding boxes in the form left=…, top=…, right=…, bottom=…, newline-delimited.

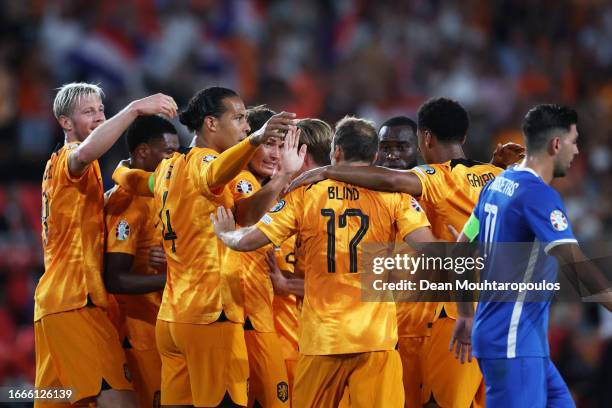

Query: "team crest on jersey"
left=420, top=165, right=436, bottom=175
left=550, top=210, right=568, bottom=231
left=277, top=381, right=289, bottom=402
left=203, top=154, right=217, bottom=163
left=410, top=197, right=423, bottom=212
left=235, top=179, right=253, bottom=195
left=270, top=199, right=286, bottom=213
left=116, top=220, right=131, bottom=241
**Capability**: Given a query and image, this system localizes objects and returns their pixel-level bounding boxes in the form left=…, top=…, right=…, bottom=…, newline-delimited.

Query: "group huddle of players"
left=36, top=82, right=604, bottom=408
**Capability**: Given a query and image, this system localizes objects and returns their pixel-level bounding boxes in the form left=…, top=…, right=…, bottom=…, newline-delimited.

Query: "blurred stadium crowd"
left=0, top=0, right=611, bottom=405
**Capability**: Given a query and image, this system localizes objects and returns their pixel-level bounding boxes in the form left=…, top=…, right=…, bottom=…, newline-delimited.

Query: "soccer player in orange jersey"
left=288, top=98, right=524, bottom=408
left=221, top=105, right=299, bottom=408
left=212, top=117, right=446, bottom=408
left=104, top=115, right=180, bottom=408
left=37, top=83, right=177, bottom=407
left=112, top=87, right=297, bottom=408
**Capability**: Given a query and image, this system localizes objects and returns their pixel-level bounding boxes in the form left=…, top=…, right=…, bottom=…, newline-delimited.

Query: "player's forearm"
left=206, top=137, right=258, bottom=190
left=217, top=226, right=257, bottom=251
left=286, top=277, right=305, bottom=297
left=105, top=270, right=166, bottom=294
left=112, top=164, right=154, bottom=197
left=70, top=104, right=139, bottom=174
left=234, top=174, right=292, bottom=226
left=326, top=165, right=421, bottom=195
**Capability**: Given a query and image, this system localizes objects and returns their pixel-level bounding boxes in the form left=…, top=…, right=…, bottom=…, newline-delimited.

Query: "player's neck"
left=432, top=143, right=466, bottom=163
left=518, top=156, right=554, bottom=184
left=64, top=132, right=83, bottom=145
left=191, top=134, right=222, bottom=152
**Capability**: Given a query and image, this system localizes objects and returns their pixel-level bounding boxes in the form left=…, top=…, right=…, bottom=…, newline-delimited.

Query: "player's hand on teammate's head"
left=130, top=93, right=178, bottom=118
left=283, top=165, right=329, bottom=195
left=249, top=111, right=297, bottom=146
left=276, top=126, right=307, bottom=178
left=450, top=315, right=473, bottom=364
left=265, top=250, right=290, bottom=296
left=490, top=142, right=525, bottom=169
left=210, top=206, right=236, bottom=236
left=149, top=245, right=167, bottom=272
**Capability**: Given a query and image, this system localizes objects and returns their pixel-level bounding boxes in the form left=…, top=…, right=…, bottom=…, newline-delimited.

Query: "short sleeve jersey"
left=411, top=159, right=502, bottom=319
left=256, top=179, right=430, bottom=355
left=36, top=143, right=107, bottom=321
left=469, top=167, right=577, bottom=359
left=153, top=147, right=241, bottom=324
left=105, top=184, right=162, bottom=347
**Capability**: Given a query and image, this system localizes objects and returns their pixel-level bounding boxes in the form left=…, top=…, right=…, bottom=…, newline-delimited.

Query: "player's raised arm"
left=204, top=112, right=298, bottom=191
left=288, top=164, right=423, bottom=196
left=234, top=126, right=306, bottom=226
left=549, top=243, right=612, bottom=311
left=68, top=93, right=177, bottom=176
left=112, top=161, right=155, bottom=197
left=211, top=207, right=272, bottom=252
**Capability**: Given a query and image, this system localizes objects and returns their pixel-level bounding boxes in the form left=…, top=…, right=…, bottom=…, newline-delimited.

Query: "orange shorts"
left=245, top=330, right=290, bottom=407
left=293, top=350, right=404, bottom=408
left=156, top=319, right=248, bottom=407
left=34, top=307, right=133, bottom=406
left=397, top=336, right=427, bottom=408
left=421, top=318, right=484, bottom=408
left=123, top=318, right=161, bottom=408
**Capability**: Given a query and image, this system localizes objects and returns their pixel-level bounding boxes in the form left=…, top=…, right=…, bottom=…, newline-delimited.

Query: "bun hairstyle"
left=179, top=87, right=239, bottom=133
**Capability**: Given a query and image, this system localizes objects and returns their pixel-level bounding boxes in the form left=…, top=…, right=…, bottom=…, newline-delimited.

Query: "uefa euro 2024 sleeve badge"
left=549, top=210, right=568, bottom=231
left=116, top=220, right=131, bottom=241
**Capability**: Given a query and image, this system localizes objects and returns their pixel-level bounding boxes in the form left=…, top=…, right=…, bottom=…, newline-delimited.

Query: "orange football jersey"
left=271, top=240, right=300, bottom=360
left=105, top=185, right=163, bottom=348
left=36, top=143, right=107, bottom=321
left=256, top=179, right=430, bottom=355
left=153, top=145, right=248, bottom=324
left=411, top=159, right=502, bottom=319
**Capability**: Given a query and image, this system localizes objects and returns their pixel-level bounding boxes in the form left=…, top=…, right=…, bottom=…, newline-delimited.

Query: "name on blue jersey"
left=488, top=176, right=519, bottom=197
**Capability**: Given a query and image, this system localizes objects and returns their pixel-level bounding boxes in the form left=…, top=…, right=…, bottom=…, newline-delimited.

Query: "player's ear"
left=135, top=143, right=149, bottom=159
left=58, top=115, right=72, bottom=132
left=333, top=145, right=343, bottom=163
left=550, top=137, right=561, bottom=155
left=204, top=116, right=217, bottom=133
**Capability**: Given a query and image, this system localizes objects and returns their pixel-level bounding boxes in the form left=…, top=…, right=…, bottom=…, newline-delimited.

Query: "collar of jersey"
left=512, top=166, right=541, bottom=179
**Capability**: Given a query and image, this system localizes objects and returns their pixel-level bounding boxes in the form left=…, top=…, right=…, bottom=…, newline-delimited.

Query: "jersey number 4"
left=160, top=191, right=178, bottom=252
left=321, top=208, right=369, bottom=273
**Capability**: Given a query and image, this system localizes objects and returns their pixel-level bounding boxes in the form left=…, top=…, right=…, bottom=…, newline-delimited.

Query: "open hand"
left=210, top=206, right=236, bottom=237
left=276, top=126, right=307, bottom=178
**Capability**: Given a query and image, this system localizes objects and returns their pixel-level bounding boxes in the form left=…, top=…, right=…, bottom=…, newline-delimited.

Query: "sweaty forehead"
left=223, top=96, right=246, bottom=115
left=378, top=126, right=416, bottom=143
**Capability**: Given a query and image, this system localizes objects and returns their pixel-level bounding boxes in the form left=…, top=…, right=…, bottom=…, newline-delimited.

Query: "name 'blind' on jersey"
left=256, top=179, right=430, bottom=355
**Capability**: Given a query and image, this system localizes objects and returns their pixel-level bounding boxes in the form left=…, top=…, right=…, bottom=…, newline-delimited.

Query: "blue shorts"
left=478, top=357, right=574, bottom=408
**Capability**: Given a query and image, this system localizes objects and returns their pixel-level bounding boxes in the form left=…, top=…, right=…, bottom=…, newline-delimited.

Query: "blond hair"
left=53, top=82, right=104, bottom=119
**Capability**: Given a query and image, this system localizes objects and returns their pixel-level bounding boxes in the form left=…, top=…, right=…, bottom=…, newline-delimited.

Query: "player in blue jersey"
left=450, top=104, right=612, bottom=407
